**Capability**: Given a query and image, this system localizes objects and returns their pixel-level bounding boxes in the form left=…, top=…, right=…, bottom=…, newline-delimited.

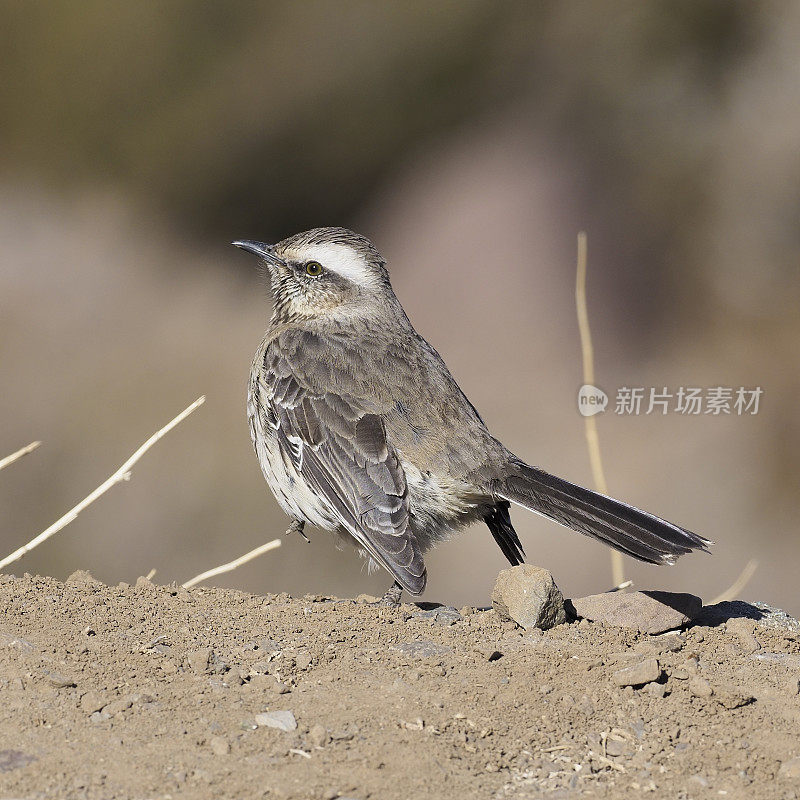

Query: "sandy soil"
left=1, top=571, right=799, bottom=800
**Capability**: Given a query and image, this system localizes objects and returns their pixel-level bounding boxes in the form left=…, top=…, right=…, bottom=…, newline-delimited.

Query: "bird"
left=234, top=227, right=711, bottom=605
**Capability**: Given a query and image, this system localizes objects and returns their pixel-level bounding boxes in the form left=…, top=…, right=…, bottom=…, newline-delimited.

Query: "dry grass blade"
left=709, top=559, right=759, bottom=604
left=182, top=538, right=282, bottom=589
left=0, top=441, right=41, bottom=472
left=575, top=232, right=625, bottom=588
left=0, top=396, right=205, bottom=572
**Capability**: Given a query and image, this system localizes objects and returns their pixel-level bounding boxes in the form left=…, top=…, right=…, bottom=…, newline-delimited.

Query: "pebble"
left=80, top=691, right=106, bottom=714
left=491, top=565, right=567, bottom=630
left=209, top=736, right=229, bottom=756
left=255, top=710, right=297, bottom=731
left=187, top=648, right=213, bottom=675
left=0, top=749, right=36, bottom=771
left=605, top=736, right=631, bottom=757
left=413, top=606, right=462, bottom=626
left=646, top=681, right=667, bottom=698
left=295, top=652, right=313, bottom=670
left=612, top=658, right=662, bottom=687
left=308, top=723, right=330, bottom=747
left=779, top=757, right=800, bottom=779
left=689, top=676, right=714, bottom=698
left=102, top=697, right=133, bottom=716
left=570, top=590, right=701, bottom=634
left=391, top=641, right=451, bottom=659
left=42, top=669, right=76, bottom=688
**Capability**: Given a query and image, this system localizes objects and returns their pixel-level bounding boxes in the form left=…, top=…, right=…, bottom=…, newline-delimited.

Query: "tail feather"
left=492, top=462, right=711, bottom=565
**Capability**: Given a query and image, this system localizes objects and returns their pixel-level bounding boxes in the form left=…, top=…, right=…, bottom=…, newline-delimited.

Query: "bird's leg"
left=370, top=581, right=403, bottom=608
left=285, top=519, right=310, bottom=543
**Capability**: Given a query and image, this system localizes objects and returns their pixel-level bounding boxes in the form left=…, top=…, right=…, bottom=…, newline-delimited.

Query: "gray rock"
left=255, top=710, right=297, bottom=731
left=750, top=652, right=800, bottom=669
left=570, top=590, right=701, bottom=634
left=41, top=669, right=76, bottom=688
left=391, top=641, right=452, bottom=659
left=0, top=632, right=35, bottom=651
left=413, top=606, right=462, bottom=625
left=0, top=749, right=36, bottom=772
left=612, top=658, right=662, bottom=687
left=696, top=600, right=800, bottom=633
left=491, top=565, right=567, bottom=630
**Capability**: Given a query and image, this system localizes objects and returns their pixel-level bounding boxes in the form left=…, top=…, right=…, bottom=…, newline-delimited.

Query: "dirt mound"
left=1, top=572, right=799, bottom=799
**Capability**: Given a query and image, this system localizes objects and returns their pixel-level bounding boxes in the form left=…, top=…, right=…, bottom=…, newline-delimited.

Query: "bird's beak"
left=231, top=239, right=287, bottom=268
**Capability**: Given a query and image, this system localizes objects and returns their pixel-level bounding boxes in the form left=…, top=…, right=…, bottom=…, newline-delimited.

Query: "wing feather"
left=264, top=334, right=427, bottom=594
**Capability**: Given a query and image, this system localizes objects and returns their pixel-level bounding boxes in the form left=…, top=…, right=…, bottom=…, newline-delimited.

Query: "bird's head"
left=233, top=227, right=395, bottom=323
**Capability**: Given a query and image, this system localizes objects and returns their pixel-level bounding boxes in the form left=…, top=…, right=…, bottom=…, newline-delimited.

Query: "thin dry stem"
left=709, top=559, right=759, bottom=605
left=576, top=232, right=625, bottom=588
left=182, top=538, right=282, bottom=589
left=0, top=396, right=205, bottom=572
left=0, top=441, right=41, bottom=472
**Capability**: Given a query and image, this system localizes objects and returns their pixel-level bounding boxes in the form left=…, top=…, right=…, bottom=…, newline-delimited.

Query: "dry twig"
left=709, top=558, right=759, bottom=604
left=575, top=232, right=625, bottom=588
left=0, top=396, right=205, bottom=572
left=0, top=441, right=41, bottom=472
left=182, top=538, right=282, bottom=589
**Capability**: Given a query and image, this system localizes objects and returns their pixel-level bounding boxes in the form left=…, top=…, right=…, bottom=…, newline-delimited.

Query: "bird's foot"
left=285, top=519, right=310, bottom=543
left=368, top=581, right=403, bottom=608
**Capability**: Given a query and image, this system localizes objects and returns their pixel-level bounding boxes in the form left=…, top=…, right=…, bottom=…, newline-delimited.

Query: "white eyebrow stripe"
left=289, top=242, right=379, bottom=289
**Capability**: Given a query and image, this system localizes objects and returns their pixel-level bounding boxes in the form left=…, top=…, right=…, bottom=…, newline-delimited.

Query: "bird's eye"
left=305, top=261, right=323, bottom=277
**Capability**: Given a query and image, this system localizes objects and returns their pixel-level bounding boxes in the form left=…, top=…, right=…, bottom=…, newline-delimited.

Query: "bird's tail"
left=492, top=460, right=711, bottom=565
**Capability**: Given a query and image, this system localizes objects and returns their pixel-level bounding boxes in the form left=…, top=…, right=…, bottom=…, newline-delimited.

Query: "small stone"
left=42, top=669, right=76, bottom=688
left=570, top=590, right=701, bottom=634
left=255, top=710, right=297, bottom=731
left=689, top=676, right=713, bottom=698
left=779, top=757, right=800, bottom=779
left=102, top=697, right=133, bottom=715
left=79, top=691, right=105, bottom=713
left=688, top=774, right=709, bottom=788
left=187, top=648, right=213, bottom=675
left=135, top=575, right=155, bottom=589
left=0, top=749, right=36, bottom=772
left=414, top=606, right=462, bottom=626
left=612, top=658, right=662, bottom=687
left=295, top=652, right=313, bottom=671
left=605, top=736, right=631, bottom=757
left=66, top=570, right=103, bottom=586
left=209, top=736, right=229, bottom=756
left=391, top=641, right=452, bottom=659
left=716, top=691, right=754, bottom=709
left=646, top=681, right=667, bottom=698
left=491, top=565, right=567, bottom=630
left=308, top=723, right=330, bottom=747
left=161, top=659, right=178, bottom=674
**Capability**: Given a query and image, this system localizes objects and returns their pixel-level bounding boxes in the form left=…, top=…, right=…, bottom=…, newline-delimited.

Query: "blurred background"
left=1, top=2, right=798, bottom=614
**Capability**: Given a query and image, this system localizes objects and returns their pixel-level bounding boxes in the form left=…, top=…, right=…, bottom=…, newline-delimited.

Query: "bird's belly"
left=402, top=459, right=486, bottom=550
left=249, top=409, right=338, bottom=531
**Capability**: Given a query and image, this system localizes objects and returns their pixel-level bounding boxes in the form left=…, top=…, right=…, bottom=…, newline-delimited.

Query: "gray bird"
left=234, top=227, right=710, bottom=605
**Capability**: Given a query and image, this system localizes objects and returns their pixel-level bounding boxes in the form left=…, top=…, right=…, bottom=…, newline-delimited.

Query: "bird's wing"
left=261, top=332, right=427, bottom=595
